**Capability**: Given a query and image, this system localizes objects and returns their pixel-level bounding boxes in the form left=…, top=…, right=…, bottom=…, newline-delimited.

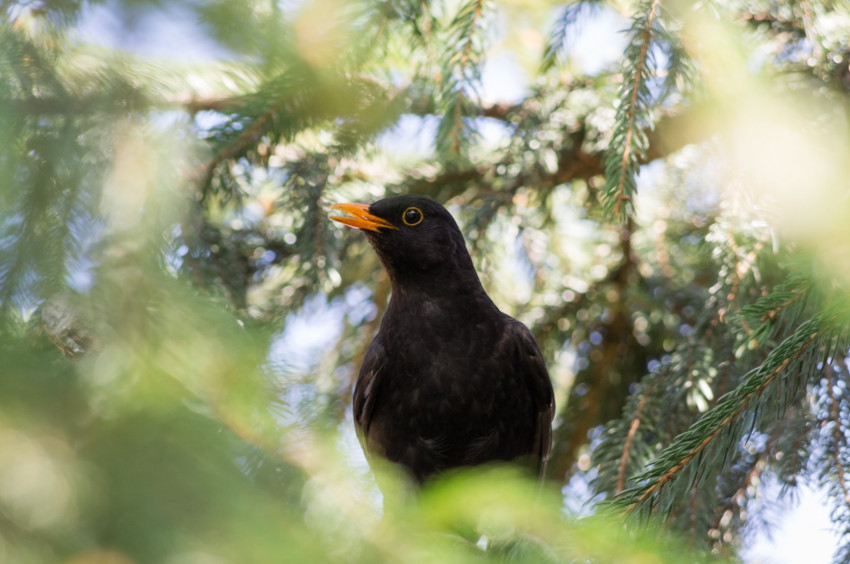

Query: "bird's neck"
left=390, top=271, right=484, bottom=300
left=385, top=263, right=498, bottom=319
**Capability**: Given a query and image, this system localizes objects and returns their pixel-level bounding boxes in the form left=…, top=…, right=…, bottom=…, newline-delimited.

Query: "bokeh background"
left=3, top=0, right=850, bottom=562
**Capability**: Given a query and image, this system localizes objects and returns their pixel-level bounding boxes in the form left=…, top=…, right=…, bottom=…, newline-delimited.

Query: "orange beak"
left=330, top=203, right=397, bottom=232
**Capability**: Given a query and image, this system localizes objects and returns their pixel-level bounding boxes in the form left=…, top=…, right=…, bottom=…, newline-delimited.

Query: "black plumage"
left=331, top=195, right=554, bottom=484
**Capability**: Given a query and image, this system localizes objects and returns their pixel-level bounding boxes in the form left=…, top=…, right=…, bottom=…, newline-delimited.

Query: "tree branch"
left=612, top=0, right=661, bottom=215
left=621, top=328, right=820, bottom=512
left=191, top=102, right=282, bottom=188
left=826, top=363, right=850, bottom=508
left=616, top=379, right=658, bottom=493
left=401, top=105, right=708, bottom=199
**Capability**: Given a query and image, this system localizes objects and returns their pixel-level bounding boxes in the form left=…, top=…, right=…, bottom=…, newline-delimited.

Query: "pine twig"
left=614, top=319, right=826, bottom=513
left=826, top=363, right=850, bottom=508
left=617, top=0, right=658, bottom=214
left=604, top=0, right=662, bottom=219
left=436, top=0, right=489, bottom=161
left=192, top=102, right=282, bottom=188
left=616, top=377, right=659, bottom=493
left=711, top=455, right=766, bottom=542
left=540, top=1, right=599, bottom=72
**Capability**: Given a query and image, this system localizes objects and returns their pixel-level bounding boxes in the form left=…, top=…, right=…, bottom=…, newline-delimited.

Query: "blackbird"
left=331, top=195, right=554, bottom=484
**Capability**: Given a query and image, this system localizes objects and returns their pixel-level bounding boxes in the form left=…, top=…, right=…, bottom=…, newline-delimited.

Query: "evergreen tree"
left=2, top=0, right=850, bottom=562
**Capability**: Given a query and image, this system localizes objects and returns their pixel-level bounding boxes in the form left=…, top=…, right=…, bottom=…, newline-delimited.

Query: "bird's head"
left=330, top=195, right=477, bottom=289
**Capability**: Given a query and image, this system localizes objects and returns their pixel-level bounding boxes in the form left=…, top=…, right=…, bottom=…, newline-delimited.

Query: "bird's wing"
left=352, top=337, right=386, bottom=452
left=507, top=318, right=555, bottom=479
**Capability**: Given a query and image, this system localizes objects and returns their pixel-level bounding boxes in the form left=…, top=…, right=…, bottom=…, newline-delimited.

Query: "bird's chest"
left=360, top=298, right=537, bottom=480
left=382, top=302, right=495, bottom=376
left=375, top=304, right=515, bottom=419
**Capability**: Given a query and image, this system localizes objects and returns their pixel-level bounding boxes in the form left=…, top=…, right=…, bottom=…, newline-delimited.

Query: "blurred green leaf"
left=2, top=0, right=850, bottom=562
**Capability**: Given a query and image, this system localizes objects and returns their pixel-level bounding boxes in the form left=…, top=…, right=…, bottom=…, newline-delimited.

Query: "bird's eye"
left=402, top=207, right=423, bottom=226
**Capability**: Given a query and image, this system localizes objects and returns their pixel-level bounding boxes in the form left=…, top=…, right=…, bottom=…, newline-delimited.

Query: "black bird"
left=331, top=195, right=554, bottom=484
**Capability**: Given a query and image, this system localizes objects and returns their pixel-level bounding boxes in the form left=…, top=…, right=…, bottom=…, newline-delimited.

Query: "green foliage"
left=3, top=0, right=850, bottom=562
left=540, top=1, right=602, bottom=73
left=1, top=294, right=707, bottom=563
left=435, top=0, right=491, bottom=163
left=602, top=0, right=664, bottom=219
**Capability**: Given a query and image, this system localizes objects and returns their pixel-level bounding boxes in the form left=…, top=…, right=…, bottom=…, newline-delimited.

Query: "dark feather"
left=337, top=195, right=555, bottom=485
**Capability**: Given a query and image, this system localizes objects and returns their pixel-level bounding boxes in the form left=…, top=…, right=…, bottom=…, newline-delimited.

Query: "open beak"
left=330, top=203, right=397, bottom=232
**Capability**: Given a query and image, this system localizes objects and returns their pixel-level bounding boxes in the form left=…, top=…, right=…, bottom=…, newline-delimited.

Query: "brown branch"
left=616, top=376, right=659, bottom=493
left=617, top=398, right=646, bottom=494
left=9, top=78, right=705, bottom=200
left=480, top=101, right=514, bottom=120
left=176, top=67, right=710, bottom=212
left=761, top=289, right=805, bottom=322
left=709, top=455, right=766, bottom=550
left=403, top=104, right=709, bottom=203
left=180, top=95, right=243, bottom=114
left=739, top=10, right=807, bottom=35
left=548, top=221, right=643, bottom=482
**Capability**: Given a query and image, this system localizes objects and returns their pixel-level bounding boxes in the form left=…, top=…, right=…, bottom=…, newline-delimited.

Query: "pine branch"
left=193, top=100, right=282, bottom=188
left=587, top=195, right=775, bottom=517
left=653, top=13, right=694, bottom=105
left=813, top=353, right=850, bottom=564
left=738, top=270, right=817, bottom=347
left=768, top=406, right=814, bottom=490
left=402, top=104, right=708, bottom=209
left=0, top=128, right=86, bottom=318
left=616, top=377, right=659, bottom=494
left=192, top=71, right=402, bottom=195
left=711, top=454, right=767, bottom=552
left=612, top=312, right=839, bottom=514
left=826, top=363, right=850, bottom=509
left=436, top=0, right=490, bottom=162
left=603, top=0, right=662, bottom=219
left=181, top=95, right=243, bottom=114
left=540, top=1, right=600, bottom=72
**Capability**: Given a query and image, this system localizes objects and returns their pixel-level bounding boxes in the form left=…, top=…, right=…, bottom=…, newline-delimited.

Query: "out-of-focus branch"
left=403, top=106, right=713, bottom=196
left=191, top=102, right=281, bottom=187
left=6, top=74, right=716, bottom=210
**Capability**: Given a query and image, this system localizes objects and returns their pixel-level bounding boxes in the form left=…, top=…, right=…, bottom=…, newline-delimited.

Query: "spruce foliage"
left=3, top=0, right=850, bottom=562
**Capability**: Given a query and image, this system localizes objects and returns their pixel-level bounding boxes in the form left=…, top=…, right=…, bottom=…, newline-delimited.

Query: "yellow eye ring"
left=402, top=207, right=423, bottom=226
